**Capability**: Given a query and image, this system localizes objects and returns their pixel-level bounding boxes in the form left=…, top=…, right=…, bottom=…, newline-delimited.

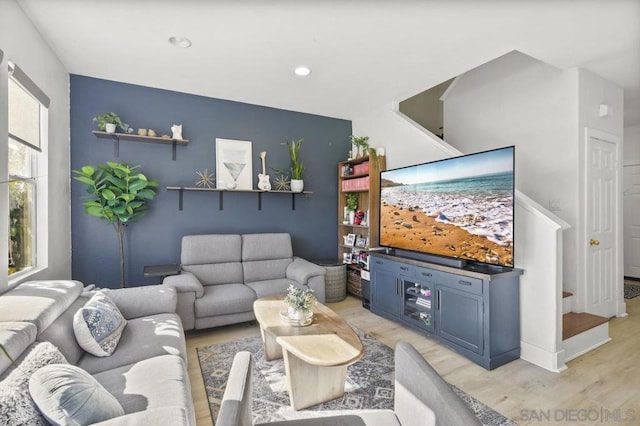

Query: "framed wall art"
left=216, top=138, right=253, bottom=190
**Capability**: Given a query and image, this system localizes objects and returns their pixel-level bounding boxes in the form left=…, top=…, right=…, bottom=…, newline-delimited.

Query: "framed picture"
left=216, top=138, right=253, bottom=190
left=345, top=233, right=356, bottom=247
left=355, top=236, right=366, bottom=248
left=343, top=252, right=352, bottom=264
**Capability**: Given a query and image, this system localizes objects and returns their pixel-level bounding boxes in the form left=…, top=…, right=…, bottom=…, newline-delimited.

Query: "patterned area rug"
left=624, top=282, right=640, bottom=299
left=197, top=329, right=517, bottom=425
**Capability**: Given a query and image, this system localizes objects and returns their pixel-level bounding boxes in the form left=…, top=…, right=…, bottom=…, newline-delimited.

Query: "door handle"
left=590, top=239, right=600, bottom=246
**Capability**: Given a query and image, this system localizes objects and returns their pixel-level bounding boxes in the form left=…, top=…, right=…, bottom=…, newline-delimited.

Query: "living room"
left=1, top=1, right=639, bottom=425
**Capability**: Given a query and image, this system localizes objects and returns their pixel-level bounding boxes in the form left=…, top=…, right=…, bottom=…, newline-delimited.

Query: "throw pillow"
left=29, top=364, right=124, bottom=425
left=0, top=342, right=68, bottom=426
left=73, top=292, right=127, bottom=357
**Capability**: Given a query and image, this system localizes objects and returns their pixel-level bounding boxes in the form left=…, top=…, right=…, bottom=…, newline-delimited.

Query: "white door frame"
left=578, top=128, right=626, bottom=317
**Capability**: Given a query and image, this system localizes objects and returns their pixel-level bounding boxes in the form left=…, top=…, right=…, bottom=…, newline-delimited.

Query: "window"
left=7, top=65, right=47, bottom=276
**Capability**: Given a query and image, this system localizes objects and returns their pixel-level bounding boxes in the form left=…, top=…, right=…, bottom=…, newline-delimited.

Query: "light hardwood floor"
left=187, top=295, right=640, bottom=426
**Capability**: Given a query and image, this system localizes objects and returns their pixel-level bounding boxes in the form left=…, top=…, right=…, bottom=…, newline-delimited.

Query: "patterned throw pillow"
left=0, top=342, right=68, bottom=426
left=73, top=292, right=127, bottom=357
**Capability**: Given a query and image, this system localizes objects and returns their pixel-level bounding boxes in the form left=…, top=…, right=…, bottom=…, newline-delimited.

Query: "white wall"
left=443, top=51, right=581, bottom=295
left=623, top=125, right=640, bottom=166
left=0, top=0, right=71, bottom=294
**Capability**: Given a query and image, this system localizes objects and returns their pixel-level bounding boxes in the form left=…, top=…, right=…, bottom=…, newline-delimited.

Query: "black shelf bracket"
left=109, top=134, right=120, bottom=157
left=172, top=140, right=177, bottom=161
left=219, top=192, right=224, bottom=210
left=258, top=192, right=263, bottom=210
left=178, top=188, right=184, bottom=211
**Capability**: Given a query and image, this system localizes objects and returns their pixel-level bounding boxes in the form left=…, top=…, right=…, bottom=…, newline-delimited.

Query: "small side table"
left=312, top=259, right=347, bottom=303
left=143, top=264, right=181, bottom=279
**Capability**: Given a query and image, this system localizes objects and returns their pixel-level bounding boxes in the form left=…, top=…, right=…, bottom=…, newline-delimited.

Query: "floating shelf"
left=92, top=131, right=189, bottom=160
left=165, top=186, right=312, bottom=211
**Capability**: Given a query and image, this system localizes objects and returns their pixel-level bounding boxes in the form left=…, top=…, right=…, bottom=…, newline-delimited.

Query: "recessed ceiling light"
left=294, top=66, right=312, bottom=77
left=168, top=36, right=192, bottom=48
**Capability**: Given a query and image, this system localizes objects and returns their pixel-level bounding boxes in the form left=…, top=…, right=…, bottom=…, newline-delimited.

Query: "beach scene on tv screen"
left=380, top=147, right=514, bottom=267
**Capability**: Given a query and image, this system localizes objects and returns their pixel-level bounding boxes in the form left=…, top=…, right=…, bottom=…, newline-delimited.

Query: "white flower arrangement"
left=284, top=284, right=315, bottom=314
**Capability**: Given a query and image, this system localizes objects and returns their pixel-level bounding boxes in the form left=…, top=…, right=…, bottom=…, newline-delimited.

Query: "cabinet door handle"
left=375, top=260, right=383, bottom=265
left=421, top=272, right=432, bottom=277
left=396, top=278, right=400, bottom=295
left=458, top=280, right=472, bottom=286
left=400, top=266, right=409, bottom=271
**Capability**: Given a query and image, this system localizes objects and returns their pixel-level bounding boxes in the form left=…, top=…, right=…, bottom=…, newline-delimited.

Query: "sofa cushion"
left=0, top=342, right=68, bottom=426
left=245, top=278, right=297, bottom=299
left=181, top=234, right=242, bottom=265
left=244, top=258, right=292, bottom=283
left=78, top=313, right=186, bottom=375
left=0, top=322, right=36, bottom=377
left=73, top=292, right=127, bottom=357
left=29, top=364, right=124, bottom=425
left=195, top=284, right=256, bottom=318
left=0, top=280, right=84, bottom=333
left=241, top=233, right=293, bottom=261
left=183, top=262, right=244, bottom=286
left=92, top=355, right=192, bottom=416
left=92, top=407, right=191, bottom=425
left=37, top=295, right=91, bottom=366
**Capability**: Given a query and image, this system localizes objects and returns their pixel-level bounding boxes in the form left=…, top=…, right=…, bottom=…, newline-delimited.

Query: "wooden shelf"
left=165, top=186, right=312, bottom=211
left=93, top=131, right=188, bottom=160
left=339, top=223, right=369, bottom=229
left=340, top=172, right=369, bottom=180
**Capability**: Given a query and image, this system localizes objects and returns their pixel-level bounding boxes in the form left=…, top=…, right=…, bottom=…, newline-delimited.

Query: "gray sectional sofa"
left=163, top=233, right=326, bottom=330
left=0, top=280, right=194, bottom=425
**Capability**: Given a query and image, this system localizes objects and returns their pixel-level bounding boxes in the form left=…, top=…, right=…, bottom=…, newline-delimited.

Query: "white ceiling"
left=17, top=0, right=640, bottom=125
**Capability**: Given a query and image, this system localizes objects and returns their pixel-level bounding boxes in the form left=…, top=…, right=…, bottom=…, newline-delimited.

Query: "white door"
left=624, top=165, right=640, bottom=278
left=585, top=134, right=618, bottom=317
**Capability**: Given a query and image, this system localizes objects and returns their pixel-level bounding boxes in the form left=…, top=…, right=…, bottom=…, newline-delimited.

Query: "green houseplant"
left=282, top=137, right=305, bottom=192
left=284, top=284, right=315, bottom=322
left=349, top=135, right=370, bottom=158
left=73, top=162, right=158, bottom=288
left=92, top=112, right=131, bottom=134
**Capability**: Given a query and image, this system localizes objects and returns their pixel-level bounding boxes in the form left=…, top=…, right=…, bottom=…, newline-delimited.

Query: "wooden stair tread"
left=562, top=291, right=573, bottom=298
left=563, top=312, right=609, bottom=340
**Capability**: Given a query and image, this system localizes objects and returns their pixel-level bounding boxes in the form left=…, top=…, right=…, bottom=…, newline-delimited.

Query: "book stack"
left=341, top=177, right=369, bottom=191
left=353, top=161, right=369, bottom=175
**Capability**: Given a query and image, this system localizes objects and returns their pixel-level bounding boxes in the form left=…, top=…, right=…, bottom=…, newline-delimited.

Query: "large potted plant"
left=73, top=162, right=158, bottom=288
left=282, top=137, right=305, bottom=192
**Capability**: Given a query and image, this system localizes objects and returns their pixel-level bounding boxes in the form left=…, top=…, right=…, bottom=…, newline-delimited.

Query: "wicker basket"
left=324, top=264, right=347, bottom=302
left=347, top=270, right=362, bottom=298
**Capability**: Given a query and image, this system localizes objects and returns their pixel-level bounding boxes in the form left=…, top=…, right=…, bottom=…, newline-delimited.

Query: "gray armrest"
left=394, top=341, right=481, bottom=426
left=217, top=351, right=253, bottom=426
left=163, top=271, right=204, bottom=298
left=99, top=285, right=177, bottom=320
left=286, top=257, right=326, bottom=285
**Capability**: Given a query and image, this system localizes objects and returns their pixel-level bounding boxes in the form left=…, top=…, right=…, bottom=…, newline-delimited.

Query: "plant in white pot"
left=284, top=284, right=315, bottom=324
left=282, top=137, right=305, bottom=192
left=92, top=112, right=131, bottom=134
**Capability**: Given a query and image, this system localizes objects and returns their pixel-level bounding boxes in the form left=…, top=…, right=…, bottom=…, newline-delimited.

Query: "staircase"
left=562, top=292, right=611, bottom=362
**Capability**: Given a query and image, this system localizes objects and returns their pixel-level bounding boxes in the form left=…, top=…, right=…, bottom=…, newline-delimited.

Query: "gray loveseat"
left=163, top=233, right=326, bottom=330
left=0, top=280, right=194, bottom=425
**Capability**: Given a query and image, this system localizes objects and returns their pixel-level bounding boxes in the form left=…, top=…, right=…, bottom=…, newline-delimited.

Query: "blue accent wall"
left=70, top=75, right=351, bottom=288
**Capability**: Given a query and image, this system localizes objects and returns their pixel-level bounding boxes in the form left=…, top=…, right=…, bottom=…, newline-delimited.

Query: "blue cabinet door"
left=436, top=285, right=484, bottom=354
left=372, top=269, right=402, bottom=318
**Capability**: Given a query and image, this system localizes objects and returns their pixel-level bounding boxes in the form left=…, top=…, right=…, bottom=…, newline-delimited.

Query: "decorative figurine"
left=257, top=151, right=271, bottom=190
left=171, top=124, right=183, bottom=140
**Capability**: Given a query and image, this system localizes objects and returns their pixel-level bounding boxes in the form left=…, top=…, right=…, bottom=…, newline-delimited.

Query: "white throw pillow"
left=0, top=342, right=68, bottom=426
left=73, top=292, right=127, bottom=357
left=29, top=363, right=124, bottom=425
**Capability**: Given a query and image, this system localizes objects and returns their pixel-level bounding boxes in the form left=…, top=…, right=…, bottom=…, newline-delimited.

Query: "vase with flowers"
left=283, top=284, right=315, bottom=326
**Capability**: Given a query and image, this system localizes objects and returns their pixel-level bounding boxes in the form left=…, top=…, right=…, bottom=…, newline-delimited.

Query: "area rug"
left=624, top=282, right=640, bottom=299
left=197, top=329, right=517, bottom=425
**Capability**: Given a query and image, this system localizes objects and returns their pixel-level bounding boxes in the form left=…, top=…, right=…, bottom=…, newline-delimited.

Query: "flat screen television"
left=379, top=146, right=514, bottom=268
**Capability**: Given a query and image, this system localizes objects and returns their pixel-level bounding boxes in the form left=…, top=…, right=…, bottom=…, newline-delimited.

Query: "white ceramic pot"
left=105, top=123, right=117, bottom=133
left=349, top=210, right=356, bottom=224
left=288, top=307, right=313, bottom=322
left=290, top=179, right=304, bottom=192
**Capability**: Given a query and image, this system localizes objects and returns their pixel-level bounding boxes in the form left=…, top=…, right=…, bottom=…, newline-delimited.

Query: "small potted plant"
left=349, top=135, right=370, bottom=158
left=282, top=137, right=305, bottom=192
left=346, top=193, right=358, bottom=224
left=284, top=284, right=315, bottom=324
left=92, top=112, right=131, bottom=134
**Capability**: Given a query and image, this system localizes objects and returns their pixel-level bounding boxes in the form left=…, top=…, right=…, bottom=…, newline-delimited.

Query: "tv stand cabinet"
left=370, top=252, right=522, bottom=370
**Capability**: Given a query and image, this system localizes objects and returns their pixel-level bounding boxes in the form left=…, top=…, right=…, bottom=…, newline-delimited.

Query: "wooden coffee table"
left=253, top=296, right=364, bottom=410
